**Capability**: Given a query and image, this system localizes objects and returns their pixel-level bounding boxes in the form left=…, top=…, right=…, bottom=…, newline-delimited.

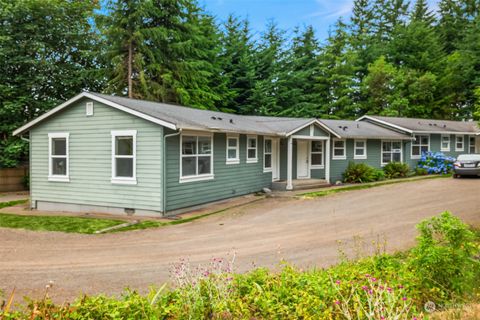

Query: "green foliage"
left=0, top=212, right=124, bottom=234
left=3, top=213, right=478, bottom=319
left=409, top=212, right=480, bottom=300
left=383, top=162, right=410, bottom=179
left=343, top=162, right=385, bottom=183
left=414, top=167, right=428, bottom=176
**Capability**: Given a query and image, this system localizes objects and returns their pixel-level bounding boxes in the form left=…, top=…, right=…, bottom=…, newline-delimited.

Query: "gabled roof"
left=13, top=92, right=340, bottom=137
left=358, top=115, right=480, bottom=134
left=320, top=119, right=412, bottom=140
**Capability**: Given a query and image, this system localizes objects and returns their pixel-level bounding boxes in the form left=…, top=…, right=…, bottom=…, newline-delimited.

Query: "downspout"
left=20, top=134, right=30, bottom=142
left=163, top=129, right=182, bottom=215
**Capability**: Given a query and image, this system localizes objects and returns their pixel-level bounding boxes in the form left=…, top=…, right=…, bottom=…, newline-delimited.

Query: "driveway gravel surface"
left=0, top=178, right=479, bottom=303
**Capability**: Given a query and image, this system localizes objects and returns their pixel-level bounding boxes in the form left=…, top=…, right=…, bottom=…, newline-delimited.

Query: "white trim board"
left=13, top=92, right=177, bottom=136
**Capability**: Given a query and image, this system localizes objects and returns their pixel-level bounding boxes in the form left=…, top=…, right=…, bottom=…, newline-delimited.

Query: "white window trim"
left=48, top=132, right=70, bottom=182
left=179, top=132, right=214, bottom=183
left=246, top=135, right=258, bottom=163
left=226, top=134, right=240, bottom=165
left=455, top=135, right=464, bottom=152
left=263, top=137, right=273, bottom=172
left=111, top=130, right=137, bottom=185
left=381, top=140, right=403, bottom=166
left=469, top=136, right=476, bottom=153
left=332, top=139, right=346, bottom=160
left=440, top=134, right=450, bottom=152
left=353, top=139, right=367, bottom=160
left=310, top=140, right=324, bottom=169
left=410, top=134, right=430, bottom=159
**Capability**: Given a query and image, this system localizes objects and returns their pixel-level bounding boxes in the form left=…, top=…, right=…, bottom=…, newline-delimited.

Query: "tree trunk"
left=128, top=40, right=133, bottom=98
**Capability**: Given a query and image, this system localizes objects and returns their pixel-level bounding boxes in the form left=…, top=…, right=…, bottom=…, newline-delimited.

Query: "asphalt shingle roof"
left=319, top=119, right=412, bottom=139
left=90, top=93, right=317, bottom=136
left=367, top=115, right=479, bottom=133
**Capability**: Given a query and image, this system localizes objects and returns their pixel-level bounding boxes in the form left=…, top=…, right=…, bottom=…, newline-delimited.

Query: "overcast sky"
left=200, top=0, right=440, bottom=42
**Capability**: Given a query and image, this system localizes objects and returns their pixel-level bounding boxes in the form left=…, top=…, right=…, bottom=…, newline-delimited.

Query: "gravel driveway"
left=1, top=178, right=479, bottom=303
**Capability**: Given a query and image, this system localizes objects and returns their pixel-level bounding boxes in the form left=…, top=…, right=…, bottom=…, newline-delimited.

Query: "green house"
left=13, top=92, right=480, bottom=216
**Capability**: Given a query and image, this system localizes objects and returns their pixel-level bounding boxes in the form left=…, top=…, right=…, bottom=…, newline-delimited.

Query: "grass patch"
left=0, top=199, right=28, bottom=209
left=301, top=174, right=450, bottom=198
left=0, top=213, right=126, bottom=234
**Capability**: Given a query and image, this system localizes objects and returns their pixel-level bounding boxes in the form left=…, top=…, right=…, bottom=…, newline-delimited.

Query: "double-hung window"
left=441, top=135, right=450, bottom=152
left=354, top=140, right=367, bottom=159
left=469, top=136, right=476, bottom=153
left=455, top=135, right=464, bottom=151
left=382, top=140, right=402, bottom=165
left=332, top=139, right=346, bottom=160
left=111, top=130, right=137, bottom=184
left=311, top=141, right=324, bottom=168
left=246, top=135, right=258, bottom=163
left=264, top=138, right=272, bottom=172
left=226, top=135, right=239, bottom=164
left=180, top=134, right=213, bottom=182
left=411, top=134, right=429, bottom=159
left=48, top=133, right=69, bottom=182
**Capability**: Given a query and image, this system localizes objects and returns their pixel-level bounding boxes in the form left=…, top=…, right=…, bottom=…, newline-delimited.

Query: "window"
left=311, top=141, right=324, bottom=168
left=411, top=134, right=429, bottom=159
left=111, top=130, right=136, bottom=184
left=469, top=136, right=476, bottom=153
left=48, top=133, right=69, bottom=182
left=354, top=140, right=367, bottom=159
left=226, top=135, right=239, bottom=164
left=382, top=140, right=402, bottom=165
left=246, top=135, right=258, bottom=163
left=332, top=139, right=346, bottom=160
left=180, top=134, right=213, bottom=182
left=455, top=135, right=464, bottom=151
left=264, top=138, right=272, bottom=172
left=441, top=135, right=450, bottom=152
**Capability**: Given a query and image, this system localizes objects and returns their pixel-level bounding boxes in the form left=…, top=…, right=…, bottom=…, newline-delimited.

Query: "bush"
left=383, top=162, right=410, bottom=179
left=408, top=212, right=480, bottom=301
left=414, top=167, right=428, bottom=176
left=417, top=151, right=455, bottom=174
left=343, top=162, right=385, bottom=183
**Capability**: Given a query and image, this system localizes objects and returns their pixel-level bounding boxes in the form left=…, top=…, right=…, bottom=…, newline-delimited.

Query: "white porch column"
left=286, top=136, right=293, bottom=190
left=325, top=137, right=331, bottom=183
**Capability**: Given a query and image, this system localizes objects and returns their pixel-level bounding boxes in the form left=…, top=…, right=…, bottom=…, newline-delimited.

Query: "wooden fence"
left=0, top=167, right=28, bottom=192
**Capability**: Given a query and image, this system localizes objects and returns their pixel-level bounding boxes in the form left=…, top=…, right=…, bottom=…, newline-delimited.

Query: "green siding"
left=30, top=99, right=163, bottom=212
left=165, top=132, right=272, bottom=211
left=329, top=139, right=383, bottom=183
left=404, top=134, right=472, bottom=168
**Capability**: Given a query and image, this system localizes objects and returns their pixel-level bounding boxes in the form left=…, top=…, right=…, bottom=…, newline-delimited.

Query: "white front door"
left=271, top=139, right=280, bottom=181
left=296, top=140, right=309, bottom=179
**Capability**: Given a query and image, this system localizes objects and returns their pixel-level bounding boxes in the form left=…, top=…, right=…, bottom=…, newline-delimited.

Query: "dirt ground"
left=0, top=178, right=479, bottom=304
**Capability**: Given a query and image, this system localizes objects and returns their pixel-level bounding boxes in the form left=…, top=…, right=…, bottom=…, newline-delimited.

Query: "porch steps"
left=271, top=179, right=331, bottom=191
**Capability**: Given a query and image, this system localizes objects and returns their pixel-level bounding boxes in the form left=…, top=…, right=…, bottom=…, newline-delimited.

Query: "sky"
left=200, top=0, right=439, bottom=42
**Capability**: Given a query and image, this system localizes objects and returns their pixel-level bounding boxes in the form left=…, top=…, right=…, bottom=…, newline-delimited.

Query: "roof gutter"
left=162, top=129, right=182, bottom=215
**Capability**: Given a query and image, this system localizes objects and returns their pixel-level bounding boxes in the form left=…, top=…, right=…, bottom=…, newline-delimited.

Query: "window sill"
left=455, top=149, right=464, bottom=152
left=353, top=156, right=367, bottom=160
left=48, top=176, right=70, bottom=182
left=179, top=174, right=214, bottom=183
left=111, top=178, right=137, bottom=185
left=332, top=156, right=346, bottom=160
left=226, top=159, right=240, bottom=165
left=246, top=159, right=258, bottom=164
left=410, top=155, right=421, bottom=159
left=311, top=165, right=325, bottom=169
left=263, top=168, right=272, bottom=173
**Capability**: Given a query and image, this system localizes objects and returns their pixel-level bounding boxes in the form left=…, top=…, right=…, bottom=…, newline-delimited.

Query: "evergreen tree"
left=0, top=0, right=102, bottom=167
left=249, top=21, right=286, bottom=115
left=277, top=26, right=320, bottom=117
left=101, top=0, right=223, bottom=109
left=316, top=19, right=359, bottom=119
left=411, top=0, right=435, bottom=25
left=216, top=15, right=256, bottom=114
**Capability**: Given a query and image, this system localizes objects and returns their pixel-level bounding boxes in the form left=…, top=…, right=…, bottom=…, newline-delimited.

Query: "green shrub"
left=409, top=212, right=480, bottom=301
left=343, top=162, right=385, bottom=183
left=383, top=162, right=410, bottom=179
left=414, top=167, right=428, bottom=176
